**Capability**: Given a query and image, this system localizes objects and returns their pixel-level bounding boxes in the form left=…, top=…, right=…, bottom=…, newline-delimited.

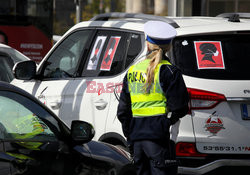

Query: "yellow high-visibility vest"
left=127, top=59, right=171, bottom=117
left=5, top=114, right=44, bottom=150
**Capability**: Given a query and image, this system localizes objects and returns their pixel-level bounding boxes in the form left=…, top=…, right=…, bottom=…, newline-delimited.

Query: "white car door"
left=63, top=30, right=130, bottom=140
left=64, top=29, right=145, bottom=141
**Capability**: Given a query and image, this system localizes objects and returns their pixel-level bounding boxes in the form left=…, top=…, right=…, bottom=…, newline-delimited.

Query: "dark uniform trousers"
left=133, top=140, right=177, bottom=175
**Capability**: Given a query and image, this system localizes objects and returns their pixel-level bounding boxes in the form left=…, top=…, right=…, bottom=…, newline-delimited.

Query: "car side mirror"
left=13, top=60, right=36, bottom=80
left=71, top=120, right=95, bottom=144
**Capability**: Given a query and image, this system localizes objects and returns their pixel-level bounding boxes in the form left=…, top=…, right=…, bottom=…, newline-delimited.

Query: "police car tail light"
left=176, top=142, right=207, bottom=157
left=187, top=88, right=226, bottom=110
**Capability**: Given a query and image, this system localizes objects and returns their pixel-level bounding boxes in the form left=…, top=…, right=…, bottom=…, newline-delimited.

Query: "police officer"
left=117, top=21, right=189, bottom=175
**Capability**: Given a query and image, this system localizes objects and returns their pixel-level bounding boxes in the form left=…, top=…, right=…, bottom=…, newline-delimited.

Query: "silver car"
left=0, top=43, right=29, bottom=82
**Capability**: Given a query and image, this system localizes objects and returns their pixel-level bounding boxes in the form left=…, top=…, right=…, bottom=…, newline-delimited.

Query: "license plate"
left=241, top=104, right=250, bottom=120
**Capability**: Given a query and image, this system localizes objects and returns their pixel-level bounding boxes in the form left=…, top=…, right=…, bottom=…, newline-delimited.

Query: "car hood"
left=74, top=141, right=131, bottom=164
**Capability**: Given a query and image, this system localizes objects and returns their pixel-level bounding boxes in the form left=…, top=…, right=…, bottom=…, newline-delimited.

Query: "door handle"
left=94, top=99, right=108, bottom=110
left=49, top=101, right=62, bottom=110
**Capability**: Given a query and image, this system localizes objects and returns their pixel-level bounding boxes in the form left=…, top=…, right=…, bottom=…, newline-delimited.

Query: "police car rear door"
left=65, top=29, right=130, bottom=141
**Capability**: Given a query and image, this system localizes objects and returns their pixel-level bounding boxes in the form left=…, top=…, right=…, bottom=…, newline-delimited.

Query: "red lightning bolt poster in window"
left=100, top=36, right=121, bottom=71
left=194, top=41, right=225, bottom=69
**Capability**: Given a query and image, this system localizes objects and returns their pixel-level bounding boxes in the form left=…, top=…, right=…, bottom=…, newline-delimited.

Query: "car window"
left=82, top=30, right=142, bottom=77
left=125, top=33, right=143, bottom=68
left=6, top=48, right=29, bottom=63
left=0, top=56, right=14, bottom=82
left=0, top=91, right=60, bottom=142
left=42, top=30, right=93, bottom=79
left=0, top=48, right=28, bottom=63
left=172, top=34, right=250, bottom=80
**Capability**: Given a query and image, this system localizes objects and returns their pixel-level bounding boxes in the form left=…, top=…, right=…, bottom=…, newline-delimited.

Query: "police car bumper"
left=178, top=159, right=250, bottom=175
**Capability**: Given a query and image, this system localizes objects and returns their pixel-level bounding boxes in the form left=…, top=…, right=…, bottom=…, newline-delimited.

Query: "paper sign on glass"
left=87, top=36, right=107, bottom=70
left=100, top=36, right=121, bottom=71
left=194, top=41, right=225, bottom=69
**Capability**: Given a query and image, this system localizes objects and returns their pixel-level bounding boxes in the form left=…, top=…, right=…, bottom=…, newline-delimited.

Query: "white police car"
left=12, top=13, right=250, bottom=174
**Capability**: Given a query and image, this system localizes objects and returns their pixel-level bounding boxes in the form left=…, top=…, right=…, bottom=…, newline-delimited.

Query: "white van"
left=12, top=13, right=250, bottom=174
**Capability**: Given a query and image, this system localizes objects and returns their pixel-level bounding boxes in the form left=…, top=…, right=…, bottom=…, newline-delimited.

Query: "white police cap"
left=144, top=21, right=177, bottom=45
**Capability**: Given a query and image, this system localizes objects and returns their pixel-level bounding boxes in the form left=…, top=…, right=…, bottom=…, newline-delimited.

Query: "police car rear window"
left=172, top=34, right=250, bottom=80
